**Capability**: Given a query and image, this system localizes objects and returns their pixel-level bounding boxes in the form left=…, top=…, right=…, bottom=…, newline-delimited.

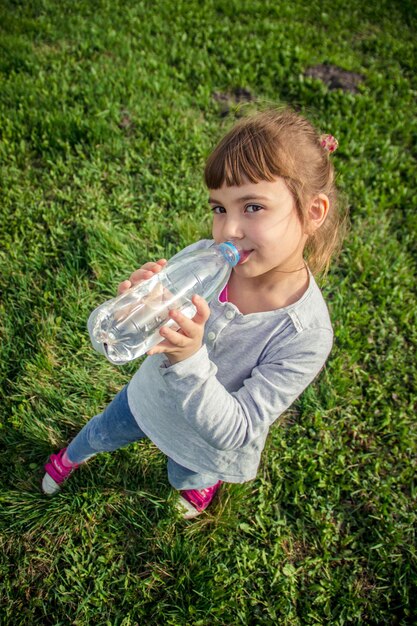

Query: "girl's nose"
left=223, top=218, right=244, bottom=240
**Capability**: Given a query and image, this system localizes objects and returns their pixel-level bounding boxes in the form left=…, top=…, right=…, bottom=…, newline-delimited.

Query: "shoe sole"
left=177, top=495, right=204, bottom=519
left=42, top=473, right=61, bottom=495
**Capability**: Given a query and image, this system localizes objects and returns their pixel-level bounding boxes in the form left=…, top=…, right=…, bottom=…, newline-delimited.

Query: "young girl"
left=42, top=108, right=345, bottom=519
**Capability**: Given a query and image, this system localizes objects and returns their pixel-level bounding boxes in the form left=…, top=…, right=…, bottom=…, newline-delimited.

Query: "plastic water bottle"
left=91, top=241, right=240, bottom=364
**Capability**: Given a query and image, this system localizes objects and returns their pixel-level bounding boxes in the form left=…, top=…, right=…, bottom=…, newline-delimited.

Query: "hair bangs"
left=205, top=126, right=280, bottom=189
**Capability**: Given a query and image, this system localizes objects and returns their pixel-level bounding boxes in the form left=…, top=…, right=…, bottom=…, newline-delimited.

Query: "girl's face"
left=209, top=177, right=308, bottom=282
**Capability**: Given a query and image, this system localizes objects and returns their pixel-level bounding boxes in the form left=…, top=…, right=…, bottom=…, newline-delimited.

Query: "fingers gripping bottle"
left=91, top=241, right=240, bottom=365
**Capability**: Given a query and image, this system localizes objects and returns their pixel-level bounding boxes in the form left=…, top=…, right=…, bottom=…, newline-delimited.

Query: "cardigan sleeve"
left=159, top=327, right=333, bottom=451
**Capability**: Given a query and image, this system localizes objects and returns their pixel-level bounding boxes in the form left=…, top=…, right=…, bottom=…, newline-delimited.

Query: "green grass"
left=0, top=0, right=416, bottom=623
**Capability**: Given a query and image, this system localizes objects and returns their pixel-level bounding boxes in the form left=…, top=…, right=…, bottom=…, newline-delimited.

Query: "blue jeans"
left=66, top=385, right=220, bottom=490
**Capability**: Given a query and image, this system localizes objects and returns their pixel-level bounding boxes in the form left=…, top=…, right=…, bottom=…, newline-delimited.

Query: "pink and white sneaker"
left=42, top=447, right=80, bottom=495
left=178, top=481, right=222, bottom=519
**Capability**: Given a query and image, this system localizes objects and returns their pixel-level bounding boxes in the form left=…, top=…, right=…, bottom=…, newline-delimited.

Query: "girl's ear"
left=306, top=194, right=329, bottom=233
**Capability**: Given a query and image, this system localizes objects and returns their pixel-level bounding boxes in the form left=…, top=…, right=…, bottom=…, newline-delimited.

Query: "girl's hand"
left=147, top=294, right=210, bottom=365
left=117, top=259, right=167, bottom=295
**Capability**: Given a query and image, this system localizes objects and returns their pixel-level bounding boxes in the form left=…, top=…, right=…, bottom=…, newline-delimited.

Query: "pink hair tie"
left=320, top=134, right=339, bottom=153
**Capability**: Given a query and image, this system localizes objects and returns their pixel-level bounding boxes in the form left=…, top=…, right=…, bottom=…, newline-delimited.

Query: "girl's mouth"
left=237, top=250, right=253, bottom=264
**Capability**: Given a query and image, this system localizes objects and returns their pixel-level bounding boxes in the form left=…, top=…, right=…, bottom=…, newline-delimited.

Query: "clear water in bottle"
left=91, top=241, right=240, bottom=364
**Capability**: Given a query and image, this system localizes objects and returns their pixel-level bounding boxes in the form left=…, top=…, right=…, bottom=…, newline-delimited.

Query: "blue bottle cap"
left=218, top=241, right=240, bottom=266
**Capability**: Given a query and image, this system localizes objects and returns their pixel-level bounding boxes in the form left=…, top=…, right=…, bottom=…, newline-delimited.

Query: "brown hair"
left=204, top=108, right=348, bottom=275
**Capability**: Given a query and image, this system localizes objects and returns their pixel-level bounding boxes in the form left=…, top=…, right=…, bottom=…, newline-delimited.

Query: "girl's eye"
left=211, top=205, right=226, bottom=214
left=245, top=204, right=263, bottom=213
